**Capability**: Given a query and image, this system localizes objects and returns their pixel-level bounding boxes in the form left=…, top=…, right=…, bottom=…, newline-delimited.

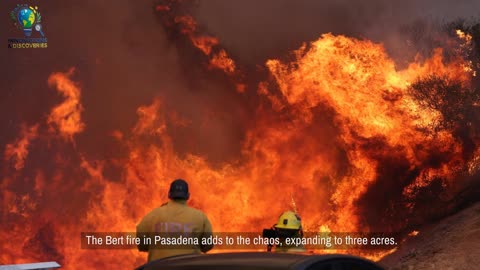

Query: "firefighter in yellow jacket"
left=273, top=211, right=307, bottom=253
left=136, top=179, right=213, bottom=262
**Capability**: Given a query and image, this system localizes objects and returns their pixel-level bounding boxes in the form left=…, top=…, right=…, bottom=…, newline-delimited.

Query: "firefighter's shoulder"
left=185, top=205, right=210, bottom=220
left=142, top=203, right=169, bottom=219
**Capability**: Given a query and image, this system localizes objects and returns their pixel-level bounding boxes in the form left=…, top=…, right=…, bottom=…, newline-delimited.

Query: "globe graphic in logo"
left=17, top=8, right=36, bottom=36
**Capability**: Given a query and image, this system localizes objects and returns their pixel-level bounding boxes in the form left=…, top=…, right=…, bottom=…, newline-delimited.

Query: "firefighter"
left=273, top=211, right=306, bottom=253
left=136, top=179, right=213, bottom=262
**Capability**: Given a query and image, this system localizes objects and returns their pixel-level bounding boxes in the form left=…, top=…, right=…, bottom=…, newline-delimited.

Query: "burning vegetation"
left=1, top=0, right=480, bottom=268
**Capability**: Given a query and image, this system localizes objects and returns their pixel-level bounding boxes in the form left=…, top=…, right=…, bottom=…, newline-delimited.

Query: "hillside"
left=379, top=202, right=480, bottom=270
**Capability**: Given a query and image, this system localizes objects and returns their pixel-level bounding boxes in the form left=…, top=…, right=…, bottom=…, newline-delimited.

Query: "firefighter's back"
left=136, top=179, right=213, bottom=262
left=145, top=200, right=212, bottom=261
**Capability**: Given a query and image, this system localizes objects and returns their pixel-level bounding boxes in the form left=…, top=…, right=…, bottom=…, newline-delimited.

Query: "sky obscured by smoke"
left=1, top=0, right=479, bottom=162
left=193, top=0, right=480, bottom=65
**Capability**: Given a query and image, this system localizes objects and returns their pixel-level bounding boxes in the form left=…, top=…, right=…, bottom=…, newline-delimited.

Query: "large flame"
left=1, top=3, right=478, bottom=270
left=263, top=34, right=469, bottom=231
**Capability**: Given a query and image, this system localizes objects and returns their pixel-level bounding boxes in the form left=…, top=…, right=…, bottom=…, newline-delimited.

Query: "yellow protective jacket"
left=136, top=200, right=213, bottom=262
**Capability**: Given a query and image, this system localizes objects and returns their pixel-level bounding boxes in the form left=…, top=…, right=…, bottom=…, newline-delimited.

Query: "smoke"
left=1, top=0, right=250, bottom=164
left=192, top=0, right=480, bottom=65
left=2, top=0, right=480, bottom=267
left=2, top=0, right=479, bottom=165
left=1, top=1, right=249, bottom=263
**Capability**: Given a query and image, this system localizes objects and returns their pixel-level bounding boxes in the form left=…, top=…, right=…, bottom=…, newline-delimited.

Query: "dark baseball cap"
left=168, top=179, right=190, bottom=200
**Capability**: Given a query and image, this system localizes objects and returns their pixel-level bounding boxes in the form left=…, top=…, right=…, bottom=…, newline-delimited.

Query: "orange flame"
left=456, top=29, right=473, bottom=43
left=209, top=49, right=236, bottom=73
left=168, top=13, right=238, bottom=75
left=4, top=124, right=39, bottom=170
left=263, top=33, right=471, bottom=231
left=408, top=230, right=419, bottom=236
left=191, top=36, right=219, bottom=55
left=1, top=26, right=477, bottom=270
left=455, top=29, right=476, bottom=77
left=47, top=68, right=85, bottom=141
